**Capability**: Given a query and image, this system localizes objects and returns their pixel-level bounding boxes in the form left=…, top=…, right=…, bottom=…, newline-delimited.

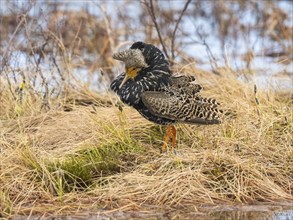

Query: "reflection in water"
left=13, top=206, right=293, bottom=220
left=207, top=210, right=293, bottom=220
left=99, top=209, right=292, bottom=220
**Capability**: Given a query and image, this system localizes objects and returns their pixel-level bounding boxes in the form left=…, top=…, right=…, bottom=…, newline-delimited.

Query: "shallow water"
left=13, top=204, right=293, bottom=220
left=103, top=207, right=293, bottom=220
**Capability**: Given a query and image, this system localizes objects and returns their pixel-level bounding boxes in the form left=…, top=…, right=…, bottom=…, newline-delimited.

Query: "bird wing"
left=141, top=76, right=222, bottom=124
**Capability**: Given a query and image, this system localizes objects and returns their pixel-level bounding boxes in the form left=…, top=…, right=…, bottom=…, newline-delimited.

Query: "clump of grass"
left=0, top=190, right=13, bottom=218
left=16, top=139, right=144, bottom=198
left=47, top=157, right=94, bottom=195
left=46, top=141, right=144, bottom=193
left=0, top=71, right=292, bottom=217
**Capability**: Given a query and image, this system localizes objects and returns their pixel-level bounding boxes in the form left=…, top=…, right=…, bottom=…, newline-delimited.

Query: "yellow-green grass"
left=0, top=71, right=292, bottom=218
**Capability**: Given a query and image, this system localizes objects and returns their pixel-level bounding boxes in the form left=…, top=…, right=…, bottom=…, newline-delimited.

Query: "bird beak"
left=119, top=74, right=130, bottom=89
left=119, top=67, right=142, bottom=89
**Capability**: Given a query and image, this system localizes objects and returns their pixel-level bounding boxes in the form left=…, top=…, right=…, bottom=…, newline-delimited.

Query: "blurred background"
left=0, top=0, right=292, bottom=106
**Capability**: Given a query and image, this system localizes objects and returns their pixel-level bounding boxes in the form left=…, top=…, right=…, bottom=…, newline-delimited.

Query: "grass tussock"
left=0, top=72, right=292, bottom=218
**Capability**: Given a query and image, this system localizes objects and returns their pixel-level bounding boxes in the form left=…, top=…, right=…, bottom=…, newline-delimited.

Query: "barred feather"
left=141, top=75, right=222, bottom=124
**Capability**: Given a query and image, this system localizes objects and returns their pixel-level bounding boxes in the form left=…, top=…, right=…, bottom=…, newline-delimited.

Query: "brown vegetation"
left=0, top=0, right=292, bottom=218
left=1, top=69, right=292, bottom=217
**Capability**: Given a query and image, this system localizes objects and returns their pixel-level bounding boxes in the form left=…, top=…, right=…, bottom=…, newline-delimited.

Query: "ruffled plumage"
left=111, top=42, right=223, bottom=125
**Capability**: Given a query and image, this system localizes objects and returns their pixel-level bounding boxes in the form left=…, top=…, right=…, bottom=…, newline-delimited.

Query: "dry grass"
left=0, top=69, right=292, bottom=218
left=1, top=1, right=292, bottom=218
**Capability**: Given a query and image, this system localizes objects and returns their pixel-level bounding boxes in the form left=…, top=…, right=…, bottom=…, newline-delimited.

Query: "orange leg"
left=162, top=125, right=172, bottom=153
left=171, top=125, right=176, bottom=150
left=161, top=125, right=177, bottom=153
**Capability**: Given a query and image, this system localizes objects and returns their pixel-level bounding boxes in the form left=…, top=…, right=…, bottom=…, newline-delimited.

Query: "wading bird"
left=111, top=42, right=223, bottom=152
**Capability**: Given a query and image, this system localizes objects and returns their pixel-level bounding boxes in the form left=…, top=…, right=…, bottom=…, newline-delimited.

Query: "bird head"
left=113, top=46, right=148, bottom=88
left=113, top=42, right=169, bottom=88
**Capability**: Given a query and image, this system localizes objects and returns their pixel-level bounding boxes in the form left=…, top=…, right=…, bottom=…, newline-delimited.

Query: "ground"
left=0, top=72, right=292, bottom=218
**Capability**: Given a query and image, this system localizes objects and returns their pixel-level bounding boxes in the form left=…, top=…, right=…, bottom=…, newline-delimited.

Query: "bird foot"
left=160, top=146, right=177, bottom=155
